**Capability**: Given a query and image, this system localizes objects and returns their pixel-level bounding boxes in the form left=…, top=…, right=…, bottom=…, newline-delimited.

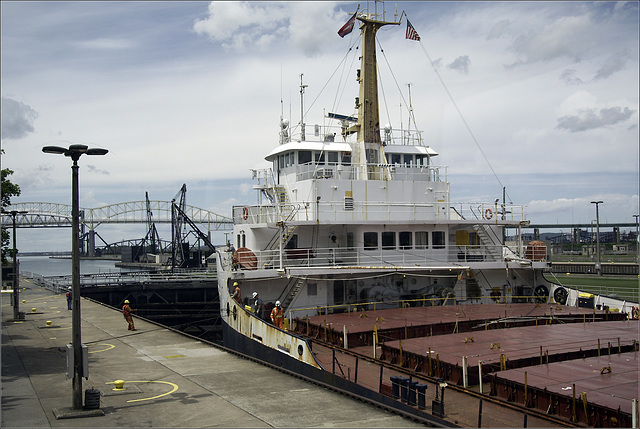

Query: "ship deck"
left=292, top=303, right=638, bottom=427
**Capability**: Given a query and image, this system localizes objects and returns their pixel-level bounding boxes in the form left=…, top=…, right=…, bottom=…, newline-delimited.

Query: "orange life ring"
left=485, top=208, right=493, bottom=220
left=242, top=207, right=249, bottom=220
left=632, top=307, right=639, bottom=320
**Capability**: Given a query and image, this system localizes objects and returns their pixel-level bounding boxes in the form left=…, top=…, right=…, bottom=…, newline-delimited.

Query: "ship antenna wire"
left=414, top=32, right=509, bottom=200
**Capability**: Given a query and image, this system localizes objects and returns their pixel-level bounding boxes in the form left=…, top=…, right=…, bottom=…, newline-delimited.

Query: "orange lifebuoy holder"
left=484, top=208, right=493, bottom=220
left=242, top=207, right=249, bottom=220
left=632, top=306, right=639, bottom=320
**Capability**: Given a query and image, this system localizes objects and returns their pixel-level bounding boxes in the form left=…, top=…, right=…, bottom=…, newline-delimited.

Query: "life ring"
left=484, top=208, right=493, bottom=220
left=632, top=307, right=639, bottom=320
left=242, top=207, right=249, bottom=220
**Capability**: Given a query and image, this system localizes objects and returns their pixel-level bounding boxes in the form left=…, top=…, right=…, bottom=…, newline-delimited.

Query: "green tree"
left=1, top=149, right=22, bottom=264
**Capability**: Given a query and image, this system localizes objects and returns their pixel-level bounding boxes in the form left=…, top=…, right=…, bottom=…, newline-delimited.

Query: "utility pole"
left=591, top=201, right=603, bottom=276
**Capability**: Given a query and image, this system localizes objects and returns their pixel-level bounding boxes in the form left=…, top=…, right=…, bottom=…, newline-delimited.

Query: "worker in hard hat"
left=232, top=282, right=241, bottom=304
left=252, top=292, right=264, bottom=320
left=122, top=299, right=136, bottom=331
left=270, top=300, right=284, bottom=329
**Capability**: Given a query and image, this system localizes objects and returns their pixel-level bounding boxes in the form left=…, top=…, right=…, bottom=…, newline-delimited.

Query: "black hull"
left=221, top=321, right=455, bottom=427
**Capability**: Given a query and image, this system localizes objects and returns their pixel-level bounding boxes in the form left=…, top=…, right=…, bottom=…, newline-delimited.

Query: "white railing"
left=222, top=244, right=533, bottom=272
left=233, top=201, right=527, bottom=225
left=294, top=162, right=446, bottom=182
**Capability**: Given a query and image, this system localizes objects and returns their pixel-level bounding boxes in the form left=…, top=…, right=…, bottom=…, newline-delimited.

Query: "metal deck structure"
left=291, top=304, right=639, bottom=427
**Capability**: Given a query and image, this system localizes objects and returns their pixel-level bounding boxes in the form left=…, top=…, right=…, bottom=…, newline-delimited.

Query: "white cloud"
left=1, top=1, right=638, bottom=251
left=1, top=97, right=39, bottom=140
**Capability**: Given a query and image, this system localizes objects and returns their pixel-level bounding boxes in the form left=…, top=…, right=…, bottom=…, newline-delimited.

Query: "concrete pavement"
left=2, top=277, right=425, bottom=428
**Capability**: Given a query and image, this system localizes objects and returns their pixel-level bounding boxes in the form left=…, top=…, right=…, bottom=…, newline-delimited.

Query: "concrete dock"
left=2, top=278, right=424, bottom=428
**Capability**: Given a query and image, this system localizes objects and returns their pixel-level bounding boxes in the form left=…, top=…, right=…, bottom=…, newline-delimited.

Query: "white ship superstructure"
left=215, top=6, right=633, bottom=372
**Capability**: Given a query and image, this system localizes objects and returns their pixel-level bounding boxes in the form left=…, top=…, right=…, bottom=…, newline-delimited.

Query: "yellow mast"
left=348, top=9, right=400, bottom=180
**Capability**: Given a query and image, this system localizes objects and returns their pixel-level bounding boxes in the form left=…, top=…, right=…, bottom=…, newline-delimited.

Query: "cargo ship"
left=216, top=6, right=638, bottom=427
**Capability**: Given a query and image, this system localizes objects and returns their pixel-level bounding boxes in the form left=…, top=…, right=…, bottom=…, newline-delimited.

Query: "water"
left=18, top=255, right=123, bottom=277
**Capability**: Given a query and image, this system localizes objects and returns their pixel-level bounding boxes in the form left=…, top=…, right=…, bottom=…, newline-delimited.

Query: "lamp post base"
left=52, top=407, right=105, bottom=420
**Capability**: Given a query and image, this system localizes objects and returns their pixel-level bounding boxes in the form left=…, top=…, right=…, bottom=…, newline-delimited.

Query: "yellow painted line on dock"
left=164, top=354, right=185, bottom=359
left=105, top=380, right=179, bottom=403
left=89, top=343, right=115, bottom=353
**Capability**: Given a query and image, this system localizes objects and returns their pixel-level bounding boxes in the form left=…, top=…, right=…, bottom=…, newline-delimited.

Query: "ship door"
left=333, top=280, right=344, bottom=305
left=436, top=192, right=447, bottom=218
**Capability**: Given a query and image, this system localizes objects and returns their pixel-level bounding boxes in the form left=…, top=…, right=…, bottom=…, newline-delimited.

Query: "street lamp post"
left=591, top=201, right=603, bottom=276
left=634, top=214, right=639, bottom=264
left=43, top=144, right=107, bottom=410
left=3, top=210, right=28, bottom=319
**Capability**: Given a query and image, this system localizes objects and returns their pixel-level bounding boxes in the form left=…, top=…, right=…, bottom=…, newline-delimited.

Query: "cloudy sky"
left=1, top=1, right=638, bottom=252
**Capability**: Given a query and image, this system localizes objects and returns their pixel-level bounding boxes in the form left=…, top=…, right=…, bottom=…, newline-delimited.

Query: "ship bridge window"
left=299, top=150, right=311, bottom=164
left=364, top=232, right=378, bottom=250
left=314, top=151, right=325, bottom=164
left=399, top=231, right=412, bottom=249
left=342, top=153, right=351, bottom=165
left=279, top=155, right=284, bottom=169
left=416, top=155, right=427, bottom=167
left=328, top=151, right=338, bottom=164
left=382, top=231, right=396, bottom=249
left=391, top=154, right=401, bottom=164
left=433, top=231, right=446, bottom=249
left=416, top=231, right=428, bottom=249
left=403, top=155, right=413, bottom=166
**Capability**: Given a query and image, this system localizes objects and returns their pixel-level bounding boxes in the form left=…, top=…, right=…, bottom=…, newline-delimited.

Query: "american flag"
left=406, top=19, right=421, bottom=41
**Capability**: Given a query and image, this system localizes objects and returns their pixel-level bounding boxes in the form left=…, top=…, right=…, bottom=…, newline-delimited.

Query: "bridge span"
left=2, top=201, right=232, bottom=230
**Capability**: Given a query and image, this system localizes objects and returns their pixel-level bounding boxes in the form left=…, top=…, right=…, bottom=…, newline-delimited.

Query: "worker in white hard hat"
left=122, top=299, right=136, bottom=331
left=252, top=292, right=264, bottom=320
left=270, top=300, right=284, bottom=329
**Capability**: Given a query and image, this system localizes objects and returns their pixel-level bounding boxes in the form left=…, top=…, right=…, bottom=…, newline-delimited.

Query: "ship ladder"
left=475, top=225, right=503, bottom=261
left=282, top=276, right=307, bottom=310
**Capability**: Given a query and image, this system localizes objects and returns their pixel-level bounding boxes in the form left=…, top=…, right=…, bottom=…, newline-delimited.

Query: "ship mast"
left=348, top=9, right=400, bottom=180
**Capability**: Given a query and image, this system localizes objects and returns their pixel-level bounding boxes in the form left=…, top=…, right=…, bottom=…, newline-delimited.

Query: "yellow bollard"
left=22, top=300, right=26, bottom=304
left=46, top=321, right=52, bottom=326
left=32, top=308, right=36, bottom=313
left=113, top=380, right=125, bottom=390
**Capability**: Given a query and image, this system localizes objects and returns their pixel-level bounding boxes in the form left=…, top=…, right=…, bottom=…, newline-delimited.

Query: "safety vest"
left=271, top=307, right=283, bottom=324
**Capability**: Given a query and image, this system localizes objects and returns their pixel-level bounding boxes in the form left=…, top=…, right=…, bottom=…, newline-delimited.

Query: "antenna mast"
left=299, top=73, right=308, bottom=141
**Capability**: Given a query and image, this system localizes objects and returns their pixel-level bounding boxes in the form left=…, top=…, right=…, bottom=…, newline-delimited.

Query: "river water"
left=18, top=255, right=124, bottom=277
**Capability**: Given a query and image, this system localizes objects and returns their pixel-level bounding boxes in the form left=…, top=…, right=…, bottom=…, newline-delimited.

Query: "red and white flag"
left=338, top=12, right=357, bottom=38
left=406, top=19, right=421, bottom=41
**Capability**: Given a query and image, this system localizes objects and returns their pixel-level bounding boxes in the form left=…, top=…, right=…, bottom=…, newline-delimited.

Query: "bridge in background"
left=2, top=201, right=232, bottom=229
left=2, top=201, right=233, bottom=261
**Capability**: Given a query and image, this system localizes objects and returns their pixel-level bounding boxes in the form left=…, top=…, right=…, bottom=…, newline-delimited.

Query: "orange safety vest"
left=271, top=306, right=284, bottom=327
left=122, top=304, right=132, bottom=316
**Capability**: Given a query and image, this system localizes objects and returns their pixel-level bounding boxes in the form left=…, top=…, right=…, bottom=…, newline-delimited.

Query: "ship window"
left=346, top=232, right=354, bottom=249
left=307, top=283, right=317, bottom=296
left=382, top=231, right=396, bottom=249
left=342, top=153, right=351, bottom=165
left=391, top=154, right=401, bottom=164
left=403, top=154, right=412, bottom=166
left=433, top=231, right=445, bottom=249
left=470, top=231, right=480, bottom=247
left=279, top=155, right=284, bottom=169
left=315, top=151, right=325, bottom=164
left=364, top=232, right=378, bottom=250
left=299, top=150, right=311, bottom=164
left=328, top=151, right=338, bottom=164
left=416, top=231, right=428, bottom=249
left=399, top=232, right=412, bottom=249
